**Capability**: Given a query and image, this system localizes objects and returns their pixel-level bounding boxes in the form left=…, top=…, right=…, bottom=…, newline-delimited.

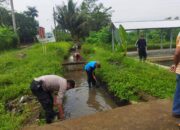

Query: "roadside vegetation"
left=0, top=42, right=71, bottom=130
left=0, top=26, right=18, bottom=51
left=0, top=6, right=38, bottom=44
left=82, top=43, right=176, bottom=101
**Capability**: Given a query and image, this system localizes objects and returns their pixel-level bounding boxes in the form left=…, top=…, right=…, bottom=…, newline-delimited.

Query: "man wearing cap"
left=171, top=32, right=180, bottom=117
left=30, top=75, right=75, bottom=123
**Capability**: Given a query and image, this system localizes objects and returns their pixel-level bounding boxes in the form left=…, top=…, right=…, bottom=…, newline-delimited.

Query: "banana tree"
left=119, top=25, right=127, bottom=56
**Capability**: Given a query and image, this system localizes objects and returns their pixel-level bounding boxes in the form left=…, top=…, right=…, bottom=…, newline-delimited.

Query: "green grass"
left=82, top=44, right=176, bottom=101
left=0, top=42, right=71, bottom=130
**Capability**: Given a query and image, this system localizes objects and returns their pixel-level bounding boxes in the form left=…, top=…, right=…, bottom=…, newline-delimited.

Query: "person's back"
left=85, top=61, right=96, bottom=72
left=35, top=75, right=67, bottom=92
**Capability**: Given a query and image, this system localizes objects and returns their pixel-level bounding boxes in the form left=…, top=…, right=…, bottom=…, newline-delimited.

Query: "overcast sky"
left=5, top=0, right=180, bottom=32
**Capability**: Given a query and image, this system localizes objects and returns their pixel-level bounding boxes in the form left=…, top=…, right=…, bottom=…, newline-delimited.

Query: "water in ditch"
left=63, top=56, right=117, bottom=119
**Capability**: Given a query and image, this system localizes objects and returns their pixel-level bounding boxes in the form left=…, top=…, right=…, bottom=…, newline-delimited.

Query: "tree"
left=55, top=0, right=112, bottom=42
left=15, top=13, right=39, bottom=43
left=80, top=0, right=112, bottom=31
left=24, top=6, right=38, bottom=19
left=0, top=6, right=38, bottom=43
left=55, top=0, right=87, bottom=42
left=0, top=6, right=11, bottom=26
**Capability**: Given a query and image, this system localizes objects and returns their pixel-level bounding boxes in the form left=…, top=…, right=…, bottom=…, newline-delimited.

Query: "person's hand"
left=53, top=96, right=58, bottom=106
left=170, top=65, right=176, bottom=72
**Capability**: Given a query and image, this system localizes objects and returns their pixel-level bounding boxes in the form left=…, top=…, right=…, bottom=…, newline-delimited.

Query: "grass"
left=82, top=44, right=176, bottom=101
left=0, top=42, right=71, bottom=130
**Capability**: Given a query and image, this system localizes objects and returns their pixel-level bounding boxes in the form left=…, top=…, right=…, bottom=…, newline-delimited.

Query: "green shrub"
left=0, top=42, right=71, bottom=130
left=86, top=26, right=111, bottom=44
left=0, top=26, right=18, bottom=51
left=83, top=44, right=176, bottom=101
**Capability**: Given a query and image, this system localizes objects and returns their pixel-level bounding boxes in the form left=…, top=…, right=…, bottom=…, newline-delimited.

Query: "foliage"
left=0, top=6, right=39, bottom=44
left=0, top=42, right=71, bottom=130
left=55, top=0, right=112, bottom=42
left=119, top=25, right=128, bottom=55
left=81, top=0, right=112, bottom=31
left=24, top=6, right=38, bottom=19
left=55, top=29, right=72, bottom=42
left=55, top=0, right=87, bottom=42
left=86, top=26, right=111, bottom=44
left=0, top=26, right=18, bottom=51
left=82, top=44, right=176, bottom=101
left=15, top=13, right=39, bottom=43
left=127, top=42, right=176, bottom=51
left=127, top=28, right=180, bottom=46
left=0, top=6, right=11, bottom=26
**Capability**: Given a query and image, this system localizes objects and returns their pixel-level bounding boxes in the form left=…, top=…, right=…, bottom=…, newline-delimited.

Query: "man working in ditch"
left=30, top=75, right=75, bottom=123
left=84, top=61, right=101, bottom=88
left=171, top=32, right=180, bottom=119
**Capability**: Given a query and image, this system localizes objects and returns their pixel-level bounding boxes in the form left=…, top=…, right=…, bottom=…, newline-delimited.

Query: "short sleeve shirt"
left=34, top=75, right=67, bottom=104
left=84, top=61, right=96, bottom=72
left=176, top=33, right=180, bottom=74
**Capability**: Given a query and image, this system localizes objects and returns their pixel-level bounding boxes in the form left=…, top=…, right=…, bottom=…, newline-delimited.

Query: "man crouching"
left=30, top=75, right=75, bottom=123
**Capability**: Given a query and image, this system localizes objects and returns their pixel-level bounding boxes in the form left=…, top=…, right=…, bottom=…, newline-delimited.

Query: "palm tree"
left=24, top=6, right=38, bottom=19
left=55, top=0, right=87, bottom=42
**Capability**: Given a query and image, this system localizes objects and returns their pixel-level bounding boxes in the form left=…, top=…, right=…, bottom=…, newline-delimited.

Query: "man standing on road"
left=171, top=32, right=180, bottom=117
left=136, top=35, right=147, bottom=61
left=84, top=61, right=101, bottom=88
left=30, top=75, right=75, bottom=123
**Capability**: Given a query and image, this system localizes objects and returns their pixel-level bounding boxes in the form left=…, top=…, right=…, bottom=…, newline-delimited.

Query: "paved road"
left=127, top=48, right=175, bottom=57
left=24, top=100, right=180, bottom=130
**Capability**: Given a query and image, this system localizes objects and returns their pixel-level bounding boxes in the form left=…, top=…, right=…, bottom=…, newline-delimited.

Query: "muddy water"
left=63, top=59, right=117, bottom=119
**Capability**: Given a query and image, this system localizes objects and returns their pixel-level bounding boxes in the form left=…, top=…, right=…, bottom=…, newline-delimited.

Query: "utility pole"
left=10, top=0, right=17, bottom=34
left=53, top=7, right=57, bottom=41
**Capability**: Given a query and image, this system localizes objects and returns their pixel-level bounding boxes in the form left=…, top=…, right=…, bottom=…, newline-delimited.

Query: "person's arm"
left=90, top=67, right=97, bottom=81
left=92, top=72, right=97, bottom=81
left=171, top=39, right=180, bottom=72
left=58, top=103, right=64, bottom=119
left=171, top=48, right=180, bottom=72
left=56, top=90, right=65, bottom=120
left=174, top=47, right=180, bottom=67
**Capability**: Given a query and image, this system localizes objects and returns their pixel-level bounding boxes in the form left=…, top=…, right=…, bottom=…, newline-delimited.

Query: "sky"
left=4, top=0, right=180, bottom=32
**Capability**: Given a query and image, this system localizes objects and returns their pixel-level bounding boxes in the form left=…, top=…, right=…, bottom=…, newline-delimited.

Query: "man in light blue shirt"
left=84, top=61, right=101, bottom=88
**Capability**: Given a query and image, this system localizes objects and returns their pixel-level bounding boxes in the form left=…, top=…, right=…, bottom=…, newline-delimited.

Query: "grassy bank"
left=82, top=44, right=176, bottom=101
left=0, top=42, right=71, bottom=130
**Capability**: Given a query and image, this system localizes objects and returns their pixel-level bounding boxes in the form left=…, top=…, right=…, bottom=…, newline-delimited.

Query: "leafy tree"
left=0, top=6, right=11, bottom=26
left=0, top=6, right=39, bottom=43
left=55, top=0, right=112, bottom=42
left=0, top=26, right=18, bottom=50
left=119, top=25, right=128, bottom=55
left=24, top=6, right=38, bottom=19
left=55, top=0, right=87, bottom=42
left=80, top=0, right=112, bottom=32
left=15, top=13, right=39, bottom=43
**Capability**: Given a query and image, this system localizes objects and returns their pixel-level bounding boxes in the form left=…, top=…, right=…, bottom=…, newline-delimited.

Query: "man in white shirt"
left=30, top=75, right=75, bottom=123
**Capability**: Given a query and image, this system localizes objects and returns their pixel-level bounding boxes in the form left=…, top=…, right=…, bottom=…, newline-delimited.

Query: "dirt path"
left=23, top=99, right=180, bottom=130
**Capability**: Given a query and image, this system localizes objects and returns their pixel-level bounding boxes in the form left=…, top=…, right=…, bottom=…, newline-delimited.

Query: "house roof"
left=114, top=20, right=180, bottom=30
